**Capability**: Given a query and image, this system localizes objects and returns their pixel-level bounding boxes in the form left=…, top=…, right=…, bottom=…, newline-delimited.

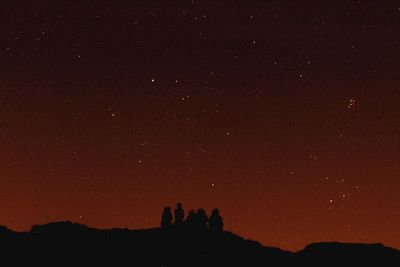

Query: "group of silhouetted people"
left=161, top=203, right=224, bottom=232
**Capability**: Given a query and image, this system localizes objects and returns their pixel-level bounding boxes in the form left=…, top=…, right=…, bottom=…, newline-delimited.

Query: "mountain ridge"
left=0, top=221, right=398, bottom=266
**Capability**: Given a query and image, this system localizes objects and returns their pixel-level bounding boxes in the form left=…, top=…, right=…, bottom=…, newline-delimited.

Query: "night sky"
left=1, top=1, right=399, bottom=251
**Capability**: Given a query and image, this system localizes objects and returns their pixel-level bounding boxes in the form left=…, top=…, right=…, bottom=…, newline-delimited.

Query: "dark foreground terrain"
left=0, top=222, right=399, bottom=266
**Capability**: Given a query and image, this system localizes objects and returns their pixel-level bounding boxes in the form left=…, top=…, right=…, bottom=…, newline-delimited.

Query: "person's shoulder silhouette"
left=209, top=208, right=224, bottom=232
left=161, top=207, right=173, bottom=229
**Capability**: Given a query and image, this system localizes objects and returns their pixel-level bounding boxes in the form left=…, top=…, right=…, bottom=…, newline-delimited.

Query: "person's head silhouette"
left=211, top=208, right=220, bottom=217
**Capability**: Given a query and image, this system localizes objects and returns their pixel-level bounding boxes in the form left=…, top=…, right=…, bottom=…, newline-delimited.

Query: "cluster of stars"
left=347, top=98, right=356, bottom=110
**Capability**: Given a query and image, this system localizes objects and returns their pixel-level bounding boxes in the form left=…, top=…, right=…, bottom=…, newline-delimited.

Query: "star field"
left=0, top=1, right=399, bottom=251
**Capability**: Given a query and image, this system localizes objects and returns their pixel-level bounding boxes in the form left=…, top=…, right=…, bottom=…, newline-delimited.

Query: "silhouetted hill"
left=299, top=242, right=400, bottom=266
left=0, top=222, right=398, bottom=266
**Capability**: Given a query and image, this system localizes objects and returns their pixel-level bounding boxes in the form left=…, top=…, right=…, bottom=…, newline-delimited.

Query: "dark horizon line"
left=1, top=220, right=398, bottom=253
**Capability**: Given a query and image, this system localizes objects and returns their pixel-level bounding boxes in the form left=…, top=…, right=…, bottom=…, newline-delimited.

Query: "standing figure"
left=185, top=209, right=196, bottom=231
left=209, top=208, right=224, bottom=232
left=196, top=208, right=209, bottom=231
left=161, top=207, right=173, bottom=230
left=174, top=203, right=185, bottom=227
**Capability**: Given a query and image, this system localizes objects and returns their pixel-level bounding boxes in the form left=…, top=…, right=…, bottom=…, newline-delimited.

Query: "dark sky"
left=1, top=0, right=399, bottom=251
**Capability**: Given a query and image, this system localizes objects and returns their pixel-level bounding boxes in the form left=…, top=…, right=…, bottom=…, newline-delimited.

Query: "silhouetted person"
left=174, top=202, right=185, bottom=227
left=196, top=208, right=209, bottom=231
left=185, top=209, right=196, bottom=231
left=161, top=207, right=172, bottom=229
left=209, top=208, right=224, bottom=232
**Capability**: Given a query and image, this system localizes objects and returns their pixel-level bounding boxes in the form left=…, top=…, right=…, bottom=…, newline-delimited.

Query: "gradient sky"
left=0, top=0, right=399, bottom=251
